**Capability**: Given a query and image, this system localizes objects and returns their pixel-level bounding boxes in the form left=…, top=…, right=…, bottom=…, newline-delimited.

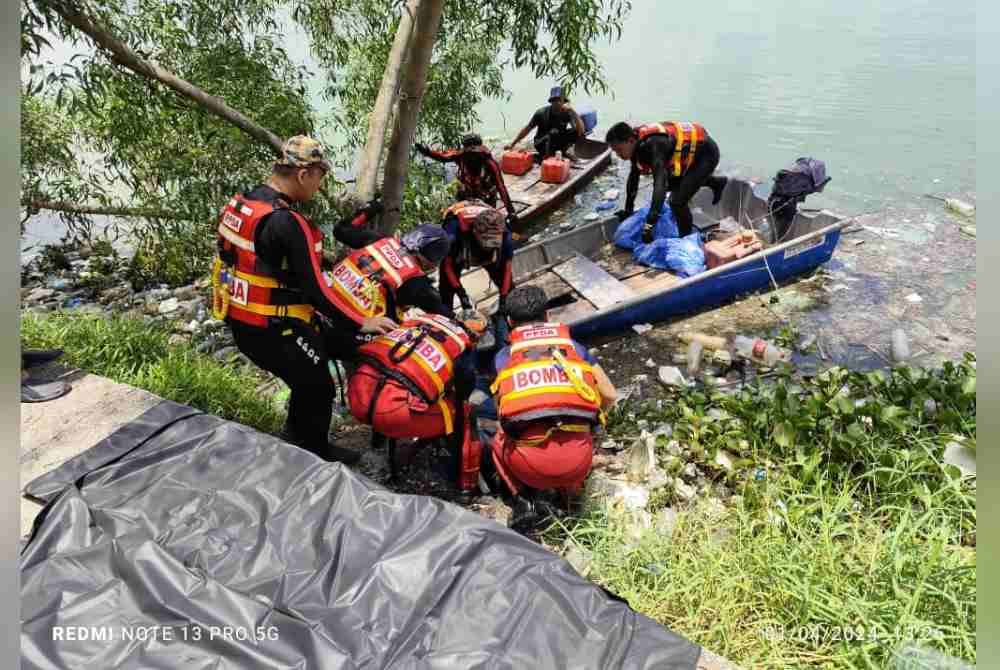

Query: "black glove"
left=641, top=221, right=655, bottom=244
left=459, top=293, right=473, bottom=311
left=362, top=198, right=384, bottom=217
left=505, top=212, right=518, bottom=228
left=614, top=209, right=632, bottom=222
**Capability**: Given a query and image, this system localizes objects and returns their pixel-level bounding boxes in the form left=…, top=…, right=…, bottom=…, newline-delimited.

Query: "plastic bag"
left=613, top=205, right=679, bottom=250
left=634, top=232, right=706, bottom=277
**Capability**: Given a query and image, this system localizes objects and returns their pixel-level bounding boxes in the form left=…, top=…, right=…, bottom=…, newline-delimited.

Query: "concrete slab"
left=19, top=363, right=160, bottom=537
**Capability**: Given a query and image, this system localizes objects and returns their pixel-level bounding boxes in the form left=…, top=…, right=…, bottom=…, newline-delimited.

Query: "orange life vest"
left=441, top=199, right=495, bottom=233
left=213, top=194, right=321, bottom=328
left=325, top=237, right=425, bottom=322
left=492, top=323, right=602, bottom=426
left=635, top=121, right=708, bottom=177
left=357, top=314, right=472, bottom=434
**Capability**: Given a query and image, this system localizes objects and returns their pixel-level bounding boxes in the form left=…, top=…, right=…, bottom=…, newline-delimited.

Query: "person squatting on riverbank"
left=489, top=286, right=618, bottom=530
left=347, top=312, right=488, bottom=485
left=605, top=121, right=728, bottom=240
left=415, top=133, right=517, bottom=221
left=213, top=136, right=450, bottom=465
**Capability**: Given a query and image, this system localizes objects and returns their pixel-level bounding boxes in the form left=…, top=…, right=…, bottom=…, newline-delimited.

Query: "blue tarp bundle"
left=613, top=205, right=706, bottom=277
left=635, top=233, right=707, bottom=277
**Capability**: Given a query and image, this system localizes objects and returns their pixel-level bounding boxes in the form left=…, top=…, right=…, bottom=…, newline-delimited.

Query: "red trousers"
left=493, top=422, right=594, bottom=495
left=348, top=364, right=454, bottom=439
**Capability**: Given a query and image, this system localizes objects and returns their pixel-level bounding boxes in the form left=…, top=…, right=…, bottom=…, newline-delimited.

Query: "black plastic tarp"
left=21, top=400, right=700, bottom=669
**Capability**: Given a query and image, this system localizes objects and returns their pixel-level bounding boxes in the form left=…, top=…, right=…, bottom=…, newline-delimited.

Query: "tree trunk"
left=353, top=0, right=420, bottom=202
left=379, top=0, right=445, bottom=233
left=43, top=0, right=284, bottom=154
left=23, top=198, right=189, bottom=220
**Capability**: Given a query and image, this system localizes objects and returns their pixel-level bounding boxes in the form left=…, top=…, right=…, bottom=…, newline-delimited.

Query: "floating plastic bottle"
left=890, top=328, right=910, bottom=364
left=626, top=431, right=656, bottom=482
left=686, top=340, right=704, bottom=376
left=944, top=198, right=975, bottom=217
left=732, top=335, right=792, bottom=366
left=678, top=331, right=728, bottom=351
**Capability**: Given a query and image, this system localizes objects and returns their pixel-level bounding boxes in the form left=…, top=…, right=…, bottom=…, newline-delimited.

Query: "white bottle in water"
left=944, top=198, right=975, bottom=217
left=890, top=328, right=910, bottom=363
left=732, top=336, right=792, bottom=366
left=686, top=340, right=704, bottom=376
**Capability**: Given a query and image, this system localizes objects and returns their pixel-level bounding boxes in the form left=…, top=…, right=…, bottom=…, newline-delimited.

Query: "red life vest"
left=492, top=323, right=602, bottom=426
left=213, top=194, right=321, bottom=328
left=357, top=314, right=472, bottom=434
left=455, top=147, right=499, bottom=201
left=635, top=121, right=708, bottom=177
left=325, top=237, right=425, bottom=322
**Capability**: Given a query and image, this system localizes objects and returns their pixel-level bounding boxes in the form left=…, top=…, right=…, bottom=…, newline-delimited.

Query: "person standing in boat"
left=415, top=133, right=517, bottom=223
left=488, top=286, right=618, bottom=533
left=605, top=121, right=728, bottom=242
left=504, top=86, right=585, bottom=161
left=438, top=200, right=515, bottom=318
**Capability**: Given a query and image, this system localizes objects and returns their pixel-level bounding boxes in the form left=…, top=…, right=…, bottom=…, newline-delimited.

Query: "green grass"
left=555, top=488, right=974, bottom=668
left=22, top=312, right=283, bottom=434
left=556, top=357, right=977, bottom=669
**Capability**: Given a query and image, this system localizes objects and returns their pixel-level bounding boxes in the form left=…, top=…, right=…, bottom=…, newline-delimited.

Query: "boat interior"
left=465, top=178, right=842, bottom=323
left=499, top=137, right=611, bottom=219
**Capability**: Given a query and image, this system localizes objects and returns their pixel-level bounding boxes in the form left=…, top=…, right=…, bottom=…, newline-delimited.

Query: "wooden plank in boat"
left=596, top=246, right=651, bottom=280
left=551, top=254, right=635, bottom=310
left=622, top=269, right=681, bottom=294
left=547, top=298, right=598, bottom=323
left=497, top=138, right=611, bottom=227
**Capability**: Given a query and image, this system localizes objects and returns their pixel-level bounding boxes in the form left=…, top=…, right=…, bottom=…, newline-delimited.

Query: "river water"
left=23, top=0, right=976, bottom=366
left=472, top=0, right=976, bottom=368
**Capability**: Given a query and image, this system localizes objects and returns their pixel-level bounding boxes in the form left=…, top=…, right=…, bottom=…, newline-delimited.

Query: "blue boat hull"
left=570, top=227, right=843, bottom=339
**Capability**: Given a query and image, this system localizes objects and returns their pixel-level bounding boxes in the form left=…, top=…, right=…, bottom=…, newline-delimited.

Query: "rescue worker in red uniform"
left=415, top=133, right=517, bottom=222
left=348, top=313, right=478, bottom=439
left=605, top=121, right=728, bottom=241
left=489, top=286, right=617, bottom=531
left=438, top=200, right=514, bottom=317
left=347, top=313, right=487, bottom=486
left=213, top=136, right=448, bottom=465
left=323, top=223, right=453, bottom=323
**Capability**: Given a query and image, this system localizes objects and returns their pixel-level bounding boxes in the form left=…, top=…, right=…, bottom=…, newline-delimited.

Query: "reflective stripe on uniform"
left=671, top=122, right=686, bottom=175
left=229, top=301, right=314, bottom=322
left=218, top=223, right=254, bottom=252
left=509, top=336, right=576, bottom=353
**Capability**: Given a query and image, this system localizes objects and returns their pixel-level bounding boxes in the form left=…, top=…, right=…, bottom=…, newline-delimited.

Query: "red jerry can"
left=501, top=150, right=534, bottom=176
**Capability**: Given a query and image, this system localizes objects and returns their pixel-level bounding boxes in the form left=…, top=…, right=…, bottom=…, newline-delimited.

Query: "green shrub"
left=21, top=312, right=282, bottom=434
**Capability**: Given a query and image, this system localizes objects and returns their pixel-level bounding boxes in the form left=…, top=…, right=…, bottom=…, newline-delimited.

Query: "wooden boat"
left=497, top=137, right=612, bottom=229
left=462, top=177, right=849, bottom=339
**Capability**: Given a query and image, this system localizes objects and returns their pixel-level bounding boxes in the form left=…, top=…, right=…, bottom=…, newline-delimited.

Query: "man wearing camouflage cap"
left=213, top=135, right=396, bottom=465
left=438, top=199, right=515, bottom=318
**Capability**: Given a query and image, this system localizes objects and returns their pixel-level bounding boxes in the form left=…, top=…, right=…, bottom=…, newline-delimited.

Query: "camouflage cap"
left=277, top=135, right=331, bottom=171
left=473, top=207, right=506, bottom=248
